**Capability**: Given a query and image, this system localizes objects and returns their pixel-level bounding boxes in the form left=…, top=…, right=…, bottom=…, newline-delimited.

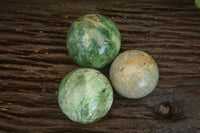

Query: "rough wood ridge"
left=0, top=0, right=200, bottom=132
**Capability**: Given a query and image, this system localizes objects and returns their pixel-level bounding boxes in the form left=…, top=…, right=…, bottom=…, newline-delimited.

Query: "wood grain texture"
left=0, top=0, right=200, bottom=132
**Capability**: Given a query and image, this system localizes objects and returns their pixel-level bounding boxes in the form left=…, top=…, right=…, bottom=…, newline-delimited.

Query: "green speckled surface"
left=67, top=14, right=121, bottom=68
left=58, top=68, right=113, bottom=124
left=195, top=0, right=200, bottom=8
left=110, top=50, right=159, bottom=99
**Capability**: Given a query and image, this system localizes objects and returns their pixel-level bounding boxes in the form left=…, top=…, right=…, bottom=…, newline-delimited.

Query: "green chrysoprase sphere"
left=58, top=68, right=113, bottom=124
left=109, top=50, right=159, bottom=99
left=67, top=14, right=121, bottom=68
left=195, top=0, right=200, bottom=8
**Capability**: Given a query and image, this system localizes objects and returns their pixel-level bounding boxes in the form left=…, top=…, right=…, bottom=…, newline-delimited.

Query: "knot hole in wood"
left=154, top=101, right=183, bottom=120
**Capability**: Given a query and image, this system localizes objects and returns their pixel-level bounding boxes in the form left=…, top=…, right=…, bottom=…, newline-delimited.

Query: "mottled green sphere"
left=58, top=68, right=113, bottom=124
left=195, top=0, right=200, bottom=8
left=67, top=14, right=121, bottom=68
left=109, top=50, right=159, bottom=99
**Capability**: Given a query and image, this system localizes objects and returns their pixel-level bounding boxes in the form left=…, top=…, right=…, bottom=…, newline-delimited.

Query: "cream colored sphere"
left=109, top=50, right=159, bottom=99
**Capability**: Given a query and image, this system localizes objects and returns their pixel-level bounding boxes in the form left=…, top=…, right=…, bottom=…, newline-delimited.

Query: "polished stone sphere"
left=58, top=68, right=113, bottom=124
left=109, top=50, right=159, bottom=99
left=67, top=14, right=121, bottom=68
left=195, top=0, right=200, bottom=9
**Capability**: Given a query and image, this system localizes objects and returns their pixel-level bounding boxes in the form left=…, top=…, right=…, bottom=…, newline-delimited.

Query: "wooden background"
left=0, top=0, right=200, bottom=132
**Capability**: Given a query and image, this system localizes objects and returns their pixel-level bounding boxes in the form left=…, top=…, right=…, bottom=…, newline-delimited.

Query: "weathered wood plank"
left=0, top=0, right=200, bottom=132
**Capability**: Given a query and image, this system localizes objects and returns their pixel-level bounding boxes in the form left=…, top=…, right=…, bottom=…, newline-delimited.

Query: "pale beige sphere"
left=109, top=50, right=159, bottom=99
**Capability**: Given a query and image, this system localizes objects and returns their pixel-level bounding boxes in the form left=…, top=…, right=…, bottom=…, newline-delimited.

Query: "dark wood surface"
left=0, top=0, right=200, bottom=132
